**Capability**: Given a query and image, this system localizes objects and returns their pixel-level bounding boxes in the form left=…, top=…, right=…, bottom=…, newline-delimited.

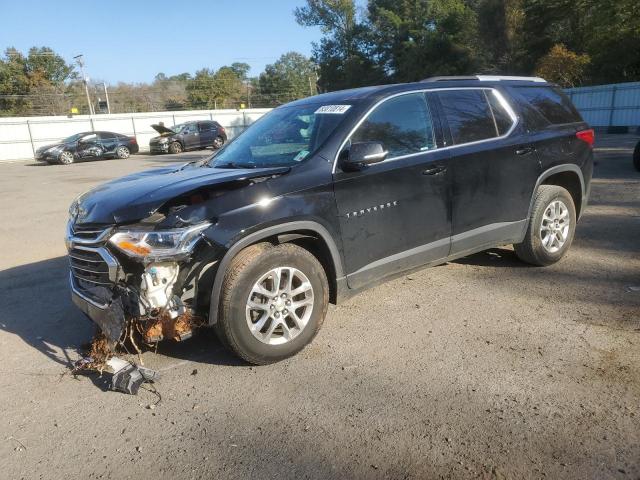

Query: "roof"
left=287, top=76, right=550, bottom=109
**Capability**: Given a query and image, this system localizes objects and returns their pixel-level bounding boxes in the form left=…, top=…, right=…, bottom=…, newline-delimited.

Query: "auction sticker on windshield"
left=315, top=105, right=351, bottom=114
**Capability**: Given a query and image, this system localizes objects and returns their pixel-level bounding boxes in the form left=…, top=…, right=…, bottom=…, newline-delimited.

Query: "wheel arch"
left=207, top=221, right=345, bottom=325
left=529, top=164, right=585, bottom=219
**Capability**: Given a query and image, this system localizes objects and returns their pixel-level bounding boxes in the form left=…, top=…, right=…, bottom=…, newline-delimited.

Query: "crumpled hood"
left=151, top=124, right=176, bottom=135
left=73, top=163, right=290, bottom=224
left=37, top=143, right=65, bottom=153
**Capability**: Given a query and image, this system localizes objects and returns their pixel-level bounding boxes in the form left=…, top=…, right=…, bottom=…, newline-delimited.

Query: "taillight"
left=576, top=129, right=594, bottom=148
left=130, top=137, right=137, bottom=143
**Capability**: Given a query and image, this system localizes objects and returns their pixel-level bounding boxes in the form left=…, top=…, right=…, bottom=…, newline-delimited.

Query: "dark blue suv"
left=66, top=76, right=593, bottom=364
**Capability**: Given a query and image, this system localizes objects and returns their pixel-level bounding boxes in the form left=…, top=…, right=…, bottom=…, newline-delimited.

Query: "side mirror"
left=342, top=142, right=388, bottom=170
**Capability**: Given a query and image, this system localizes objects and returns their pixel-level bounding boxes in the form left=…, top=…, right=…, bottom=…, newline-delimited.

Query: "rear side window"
left=351, top=93, right=436, bottom=159
left=199, top=122, right=214, bottom=132
left=437, top=89, right=513, bottom=145
left=512, top=86, right=582, bottom=125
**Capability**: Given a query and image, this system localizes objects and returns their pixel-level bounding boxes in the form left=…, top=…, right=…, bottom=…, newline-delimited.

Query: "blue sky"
left=0, top=0, right=322, bottom=84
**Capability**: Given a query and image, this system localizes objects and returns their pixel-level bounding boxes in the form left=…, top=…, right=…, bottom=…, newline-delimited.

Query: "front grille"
left=69, top=247, right=112, bottom=285
left=70, top=223, right=113, bottom=242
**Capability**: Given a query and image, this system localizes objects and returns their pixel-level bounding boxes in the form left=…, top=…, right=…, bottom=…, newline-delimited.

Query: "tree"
left=186, top=66, right=245, bottom=109
left=259, top=52, right=317, bottom=104
left=367, top=0, right=481, bottom=81
left=295, top=0, right=385, bottom=91
left=229, top=62, right=251, bottom=81
left=535, top=44, right=590, bottom=87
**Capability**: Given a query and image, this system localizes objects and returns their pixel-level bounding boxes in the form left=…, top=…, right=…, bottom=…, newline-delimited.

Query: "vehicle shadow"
left=0, top=256, right=243, bottom=373
left=452, top=247, right=530, bottom=268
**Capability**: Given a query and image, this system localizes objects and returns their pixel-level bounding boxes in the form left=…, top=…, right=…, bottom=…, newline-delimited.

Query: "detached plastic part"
left=107, top=357, right=160, bottom=395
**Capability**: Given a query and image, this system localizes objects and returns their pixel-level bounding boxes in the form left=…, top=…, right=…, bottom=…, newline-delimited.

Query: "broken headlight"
left=109, top=222, right=211, bottom=260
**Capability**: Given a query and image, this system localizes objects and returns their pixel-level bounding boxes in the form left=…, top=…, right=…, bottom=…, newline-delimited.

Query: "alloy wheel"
left=540, top=199, right=570, bottom=253
left=213, top=136, right=224, bottom=149
left=116, top=146, right=130, bottom=158
left=59, top=151, right=73, bottom=164
left=245, top=266, right=314, bottom=345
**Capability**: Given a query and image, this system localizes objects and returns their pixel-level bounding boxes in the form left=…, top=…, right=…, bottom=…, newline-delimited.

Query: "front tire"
left=58, top=151, right=74, bottom=165
left=514, top=185, right=576, bottom=266
left=212, top=135, right=225, bottom=149
left=215, top=243, right=329, bottom=365
left=168, top=141, right=183, bottom=154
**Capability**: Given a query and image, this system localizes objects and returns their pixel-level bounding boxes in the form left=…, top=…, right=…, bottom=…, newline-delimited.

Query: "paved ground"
left=0, top=137, right=639, bottom=480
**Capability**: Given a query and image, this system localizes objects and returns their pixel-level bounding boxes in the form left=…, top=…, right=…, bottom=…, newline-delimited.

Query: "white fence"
left=565, top=82, right=640, bottom=128
left=0, top=108, right=271, bottom=162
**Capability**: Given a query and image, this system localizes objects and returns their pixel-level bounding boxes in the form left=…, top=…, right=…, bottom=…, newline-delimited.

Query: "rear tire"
left=169, top=142, right=183, bottom=154
left=633, top=141, right=640, bottom=172
left=514, top=185, right=576, bottom=266
left=115, top=146, right=130, bottom=159
left=215, top=243, right=329, bottom=365
left=213, top=135, right=225, bottom=149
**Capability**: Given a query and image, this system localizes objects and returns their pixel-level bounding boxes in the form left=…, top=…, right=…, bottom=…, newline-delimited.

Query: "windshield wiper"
left=213, top=162, right=258, bottom=169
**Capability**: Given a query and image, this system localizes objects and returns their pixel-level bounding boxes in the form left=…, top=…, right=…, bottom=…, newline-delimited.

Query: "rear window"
left=511, top=86, right=582, bottom=125
left=437, top=89, right=513, bottom=145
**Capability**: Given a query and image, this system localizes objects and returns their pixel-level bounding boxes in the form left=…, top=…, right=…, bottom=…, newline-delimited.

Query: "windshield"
left=211, top=104, right=349, bottom=168
left=171, top=123, right=187, bottom=133
left=62, top=133, right=84, bottom=144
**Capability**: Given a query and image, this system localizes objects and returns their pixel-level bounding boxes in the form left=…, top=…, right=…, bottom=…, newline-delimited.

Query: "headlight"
left=158, top=138, right=169, bottom=143
left=109, top=222, right=211, bottom=260
left=46, top=146, right=62, bottom=153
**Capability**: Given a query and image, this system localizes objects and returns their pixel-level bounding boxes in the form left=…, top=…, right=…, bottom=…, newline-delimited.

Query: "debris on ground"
left=108, top=357, right=160, bottom=395
left=70, top=309, right=203, bottom=394
left=72, top=332, right=112, bottom=373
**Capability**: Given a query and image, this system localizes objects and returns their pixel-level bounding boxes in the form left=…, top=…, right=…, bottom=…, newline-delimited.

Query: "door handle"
left=422, top=165, right=446, bottom=176
left=516, top=146, right=534, bottom=156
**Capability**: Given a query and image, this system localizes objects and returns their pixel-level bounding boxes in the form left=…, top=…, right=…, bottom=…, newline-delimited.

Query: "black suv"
left=66, top=76, right=593, bottom=364
left=149, top=121, right=226, bottom=154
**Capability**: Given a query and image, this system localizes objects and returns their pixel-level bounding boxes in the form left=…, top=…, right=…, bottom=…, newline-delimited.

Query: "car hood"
left=37, top=143, right=66, bottom=153
left=73, top=164, right=290, bottom=225
left=151, top=124, right=176, bottom=135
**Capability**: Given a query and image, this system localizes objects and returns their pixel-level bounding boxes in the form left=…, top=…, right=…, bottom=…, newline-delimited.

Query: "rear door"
left=333, top=92, right=452, bottom=289
left=97, top=132, right=117, bottom=156
left=435, top=88, right=540, bottom=255
left=198, top=121, right=215, bottom=147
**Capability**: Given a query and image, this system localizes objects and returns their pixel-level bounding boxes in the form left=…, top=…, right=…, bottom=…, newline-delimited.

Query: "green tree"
left=186, top=66, right=245, bottom=109
left=295, top=0, right=385, bottom=91
left=259, top=52, right=317, bottom=104
left=367, top=0, right=481, bottom=81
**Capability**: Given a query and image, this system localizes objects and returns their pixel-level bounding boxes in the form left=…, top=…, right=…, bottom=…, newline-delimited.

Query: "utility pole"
left=103, top=82, right=111, bottom=114
left=74, top=54, right=94, bottom=115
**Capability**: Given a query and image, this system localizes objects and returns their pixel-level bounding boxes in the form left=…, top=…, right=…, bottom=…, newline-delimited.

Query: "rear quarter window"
left=511, top=86, right=582, bottom=125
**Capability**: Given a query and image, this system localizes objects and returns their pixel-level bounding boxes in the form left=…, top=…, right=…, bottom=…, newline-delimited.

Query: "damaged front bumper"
left=70, top=273, right=126, bottom=344
left=67, top=222, right=219, bottom=346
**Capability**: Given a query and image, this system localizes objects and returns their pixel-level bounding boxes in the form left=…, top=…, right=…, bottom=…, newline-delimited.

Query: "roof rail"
left=422, top=75, right=547, bottom=83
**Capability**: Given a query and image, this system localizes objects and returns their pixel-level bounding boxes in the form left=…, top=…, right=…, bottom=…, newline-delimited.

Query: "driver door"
left=76, top=133, right=103, bottom=160
left=181, top=124, right=199, bottom=150
left=333, top=92, right=452, bottom=289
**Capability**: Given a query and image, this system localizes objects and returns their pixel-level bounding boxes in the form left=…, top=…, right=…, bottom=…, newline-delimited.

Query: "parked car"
left=36, top=131, right=138, bottom=165
left=149, top=121, right=226, bottom=154
left=66, top=75, right=593, bottom=365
